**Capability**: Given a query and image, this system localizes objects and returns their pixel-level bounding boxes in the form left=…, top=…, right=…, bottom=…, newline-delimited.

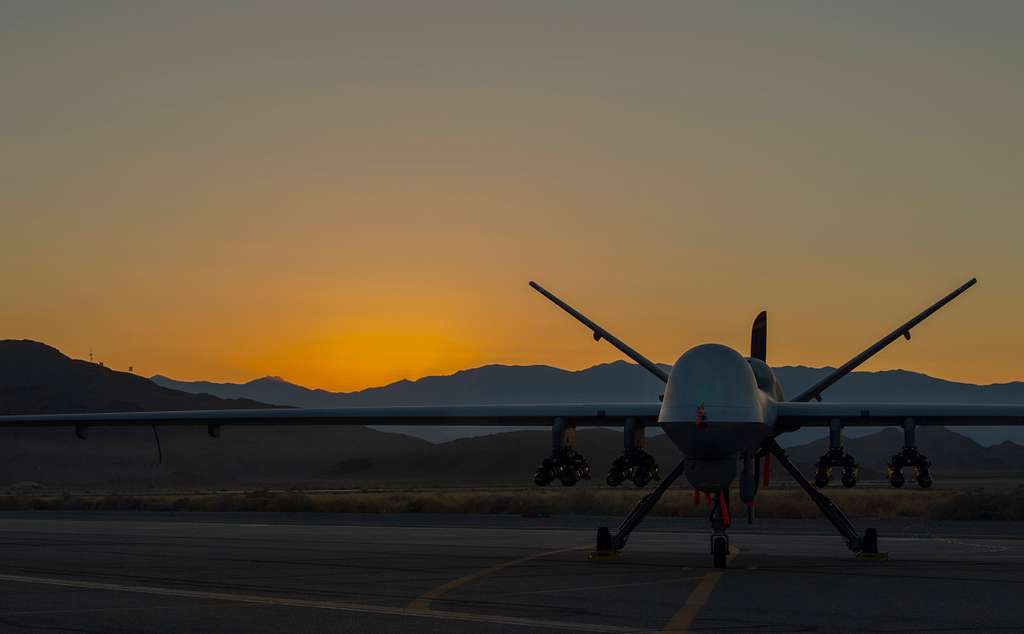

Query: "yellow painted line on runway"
left=407, top=545, right=584, bottom=610
left=661, top=545, right=739, bottom=633
left=0, top=572, right=637, bottom=633
left=507, top=575, right=704, bottom=597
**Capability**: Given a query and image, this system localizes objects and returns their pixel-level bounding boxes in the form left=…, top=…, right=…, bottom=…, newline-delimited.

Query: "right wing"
left=775, top=401, right=1024, bottom=428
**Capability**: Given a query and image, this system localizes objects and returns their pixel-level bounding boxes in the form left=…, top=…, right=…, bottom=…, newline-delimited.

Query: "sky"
left=2, top=1, right=1022, bottom=391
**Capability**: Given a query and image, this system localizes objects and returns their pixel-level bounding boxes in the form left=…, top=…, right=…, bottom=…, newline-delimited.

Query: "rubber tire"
left=606, top=472, right=623, bottom=487
left=917, top=475, right=933, bottom=489
left=712, top=539, right=728, bottom=569
left=841, top=473, right=857, bottom=488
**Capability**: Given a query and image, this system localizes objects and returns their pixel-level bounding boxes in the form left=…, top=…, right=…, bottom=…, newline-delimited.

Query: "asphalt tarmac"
left=0, top=511, right=1021, bottom=633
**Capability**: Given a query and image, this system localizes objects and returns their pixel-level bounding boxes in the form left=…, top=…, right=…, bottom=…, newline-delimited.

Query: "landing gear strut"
left=594, top=459, right=687, bottom=554
left=814, top=419, right=859, bottom=488
left=766, top=439, right=878, bottom=555
left=888, top=419, right=932, bottom=488
left=534, top=418, right=591, bottom=486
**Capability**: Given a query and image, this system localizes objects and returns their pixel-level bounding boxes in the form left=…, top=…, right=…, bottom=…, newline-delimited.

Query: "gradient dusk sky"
left=2, top=2, right=1022, bottom=391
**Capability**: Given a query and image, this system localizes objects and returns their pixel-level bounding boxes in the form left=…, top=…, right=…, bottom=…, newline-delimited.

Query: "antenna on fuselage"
left=529, top=281, right=669, bottom=383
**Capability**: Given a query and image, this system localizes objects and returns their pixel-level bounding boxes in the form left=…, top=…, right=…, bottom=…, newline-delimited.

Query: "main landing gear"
left=593, top=459, right=687, bottom=556
left=766, top=439, right=879, bottom=556
left=814, top=419, right=859, bottom=488
left=592, top=458, right=734, bottom=569
left=888, top=419, right=932, bottom=488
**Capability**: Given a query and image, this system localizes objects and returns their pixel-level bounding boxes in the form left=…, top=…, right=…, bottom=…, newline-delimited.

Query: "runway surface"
left=0, top=511, right=1022, bottom=632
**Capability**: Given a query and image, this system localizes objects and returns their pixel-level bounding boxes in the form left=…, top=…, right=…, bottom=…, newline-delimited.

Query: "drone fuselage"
left=659, top=343, right=781, bottom=490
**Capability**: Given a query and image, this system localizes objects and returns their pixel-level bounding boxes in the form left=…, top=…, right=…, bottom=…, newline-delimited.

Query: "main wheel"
left=841, top=472, right=857, bottom=488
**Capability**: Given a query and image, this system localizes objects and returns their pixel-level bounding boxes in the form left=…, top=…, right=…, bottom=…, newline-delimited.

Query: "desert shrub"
left=929, top=488, right=1024, bottom=521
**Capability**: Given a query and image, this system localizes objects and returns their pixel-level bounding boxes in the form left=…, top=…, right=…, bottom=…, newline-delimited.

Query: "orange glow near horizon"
left=2, top=4, right=1023, bottom=392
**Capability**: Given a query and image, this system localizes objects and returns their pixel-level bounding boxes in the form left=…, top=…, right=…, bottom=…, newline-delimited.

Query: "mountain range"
left=0, top=340, right=430, bottom=487
left=1, top=339, right=1022, bottom=488
left=153, top=362, right=1024, bottom=445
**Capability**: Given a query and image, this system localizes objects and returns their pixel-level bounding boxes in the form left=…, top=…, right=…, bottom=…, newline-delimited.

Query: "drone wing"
left=775, top=401, right=1024, bottom=428
left=0, top=403, right=662, bottom=433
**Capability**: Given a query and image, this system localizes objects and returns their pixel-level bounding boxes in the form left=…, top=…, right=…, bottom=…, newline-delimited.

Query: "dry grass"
left=1, top=486, right=1021, bottom=519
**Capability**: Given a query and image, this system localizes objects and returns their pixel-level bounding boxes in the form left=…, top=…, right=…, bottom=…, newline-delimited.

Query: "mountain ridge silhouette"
left=153, top=359, right=1024, bottom=445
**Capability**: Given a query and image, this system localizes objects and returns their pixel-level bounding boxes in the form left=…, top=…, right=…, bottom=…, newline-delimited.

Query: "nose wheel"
left=708, top=490, right=732, bottom=568
left=712, top=533, right=729, bottom=569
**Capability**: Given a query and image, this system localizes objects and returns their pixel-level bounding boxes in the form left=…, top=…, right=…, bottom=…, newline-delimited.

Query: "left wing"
left=775, top=402, right=1024, bottom=428
left=0, top=403, right=661, bottom=429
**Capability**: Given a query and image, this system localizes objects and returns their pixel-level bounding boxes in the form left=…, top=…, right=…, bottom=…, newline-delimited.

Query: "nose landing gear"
left=709, top=490, right=732, bottom=569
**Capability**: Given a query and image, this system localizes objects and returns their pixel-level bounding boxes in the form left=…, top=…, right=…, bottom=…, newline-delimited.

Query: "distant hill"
left=2, top=339, right=1022, bottom=489
left=152, top=362, right=667, bottom=408
left=154, top=361, right=1024, bottom=445
left=0, top=340, right=431, bottom=487
left=1, top=340, right=271, bottom=414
